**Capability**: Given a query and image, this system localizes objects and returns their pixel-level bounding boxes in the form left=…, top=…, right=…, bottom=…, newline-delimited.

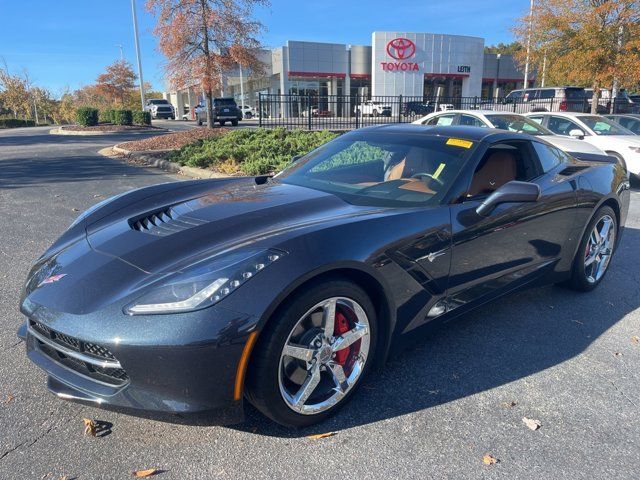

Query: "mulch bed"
left=61, top=124, right=162, bottom=132
left=117, top=127, right=227, bottom=151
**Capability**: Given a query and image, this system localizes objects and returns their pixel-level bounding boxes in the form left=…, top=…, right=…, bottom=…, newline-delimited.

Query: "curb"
left=50, top=127, right=167, bottom=136
left=106, top=144, right=231, bottom=180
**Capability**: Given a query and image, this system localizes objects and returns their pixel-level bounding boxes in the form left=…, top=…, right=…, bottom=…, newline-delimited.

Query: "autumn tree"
left=95, top=60, right=137, bottom=107
left=514, top=0, right=640, bottom=113
left=0, top=63, right=29, bottom=118
left=146, top=0, right=268, bottom=128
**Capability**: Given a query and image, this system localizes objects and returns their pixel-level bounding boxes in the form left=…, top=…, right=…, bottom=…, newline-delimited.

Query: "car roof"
left=525, top=111, right=591, bottom=118
left=425, top=110, right=524, bottom=116
left=353, top=123, right=528, bottom=143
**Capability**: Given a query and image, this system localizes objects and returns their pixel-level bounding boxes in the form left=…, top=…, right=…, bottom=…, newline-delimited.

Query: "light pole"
left=116, top=44, right=124, bottom=61
left=130, top=0, right=146, bottom=109
left=523, top=0, right=534, bottom=88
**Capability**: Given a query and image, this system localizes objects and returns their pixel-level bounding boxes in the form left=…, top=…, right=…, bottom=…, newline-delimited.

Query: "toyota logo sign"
left=386, top=38, right=416, bottom=60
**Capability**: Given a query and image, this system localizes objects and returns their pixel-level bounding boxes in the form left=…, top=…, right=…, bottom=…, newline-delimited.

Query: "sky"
left=0, top=0, right=529, bottom=96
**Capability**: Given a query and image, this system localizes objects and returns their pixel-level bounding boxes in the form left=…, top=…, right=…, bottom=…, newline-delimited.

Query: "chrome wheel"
left=278, top=297, right=370, bottom=415
left=584, top=214, right=616, bottom=284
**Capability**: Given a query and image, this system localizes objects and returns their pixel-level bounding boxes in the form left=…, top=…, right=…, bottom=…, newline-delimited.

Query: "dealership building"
left=165, top=31, right=533, bottom=117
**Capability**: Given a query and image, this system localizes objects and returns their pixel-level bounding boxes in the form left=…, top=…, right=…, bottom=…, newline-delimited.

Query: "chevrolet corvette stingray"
left=18, top=125, right=630, bottom=427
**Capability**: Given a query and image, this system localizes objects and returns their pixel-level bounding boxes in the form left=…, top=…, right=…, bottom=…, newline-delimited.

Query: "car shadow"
left=229, top=225, right=640, bottom=438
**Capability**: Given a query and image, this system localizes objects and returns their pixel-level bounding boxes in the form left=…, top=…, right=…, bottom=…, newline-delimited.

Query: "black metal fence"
left=257, top=93, right=639, bottom=130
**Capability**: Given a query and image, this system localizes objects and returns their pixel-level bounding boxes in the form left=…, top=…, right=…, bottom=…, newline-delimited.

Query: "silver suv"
left=486, top=86, right=587, bottom=114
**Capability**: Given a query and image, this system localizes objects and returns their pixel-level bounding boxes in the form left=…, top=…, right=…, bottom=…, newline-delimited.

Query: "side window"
left=467, top=142, right=541, bottom=197
left=426, top=114, right=455, bottom=126
left=539, top=89, right=555, bottom=99
left=528, top=116, right=544, bottom=125
left=547, top=116, right=582, bottom=136
left=532, top=142, right=568, bottom=173
left=459, top=115, right=487, bottom=127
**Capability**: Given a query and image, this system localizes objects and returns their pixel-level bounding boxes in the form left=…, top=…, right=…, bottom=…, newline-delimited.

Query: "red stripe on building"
left=288, top=71, right=347, bottom=78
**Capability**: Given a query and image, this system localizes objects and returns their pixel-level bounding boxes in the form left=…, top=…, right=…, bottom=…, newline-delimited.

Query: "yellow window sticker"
left=446, top=138, right=473, bottom=149
left=432, top=163, right=446, bottom=179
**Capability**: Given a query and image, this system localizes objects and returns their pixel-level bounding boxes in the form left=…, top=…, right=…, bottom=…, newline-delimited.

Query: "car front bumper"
left=19, top=298, right=257, bottom=422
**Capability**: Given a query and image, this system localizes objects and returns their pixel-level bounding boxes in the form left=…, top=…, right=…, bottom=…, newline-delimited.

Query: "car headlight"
left=628, top=146, right=640, bottom=154
left=124, top=249, right=285, bottom=315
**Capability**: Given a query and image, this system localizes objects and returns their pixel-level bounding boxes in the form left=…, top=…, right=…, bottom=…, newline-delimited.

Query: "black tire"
left=219, top=120, right=226, bottom=126
left=197, top=119, right=202, bottom=126
left=246, top=278, right=377, bottom=428
left=568, top=206, right=618, bottom=292
left=231, top=119, right=238, bottom=126
left=373, top=109, right=379, bottom=117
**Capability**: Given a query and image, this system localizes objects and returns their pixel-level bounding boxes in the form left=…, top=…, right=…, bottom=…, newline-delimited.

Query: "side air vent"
left=129, top=206, right=207, bottom=236
left=558, top=165, right=589, bottom=177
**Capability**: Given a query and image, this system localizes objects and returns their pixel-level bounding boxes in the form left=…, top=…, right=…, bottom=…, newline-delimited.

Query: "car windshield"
left=148, top=99, right=169, bottom=105
left=276, top=132, right=473, bottom=207
left=580, top=116, right=633, bottom=136
left=565, top=88, right=586, bottom=99
left=485, top=114, right=552, bottom=136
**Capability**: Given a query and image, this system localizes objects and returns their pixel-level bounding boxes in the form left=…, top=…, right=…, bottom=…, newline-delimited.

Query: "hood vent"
left=129, top=206, right=206, bottom=237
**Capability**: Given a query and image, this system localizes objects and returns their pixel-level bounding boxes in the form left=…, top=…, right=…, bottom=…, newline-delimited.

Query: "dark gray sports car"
left=18, top=125, right=630, bottom=427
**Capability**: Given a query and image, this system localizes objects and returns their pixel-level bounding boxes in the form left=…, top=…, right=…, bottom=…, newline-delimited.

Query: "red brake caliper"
left=333, top=310, right=350, bottom=366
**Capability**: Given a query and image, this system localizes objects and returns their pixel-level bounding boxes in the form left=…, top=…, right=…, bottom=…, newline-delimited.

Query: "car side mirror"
left=476, top=181, right=541, bottom=216
left=569, top=129, right=585, bottom=139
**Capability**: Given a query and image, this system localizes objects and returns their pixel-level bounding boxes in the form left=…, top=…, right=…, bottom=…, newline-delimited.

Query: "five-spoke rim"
left=584, top=214, right=616, bottom=284
left=278, top=297, right=370, bottom=415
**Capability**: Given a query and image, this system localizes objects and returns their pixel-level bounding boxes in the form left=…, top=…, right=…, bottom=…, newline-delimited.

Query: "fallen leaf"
left=83, top=418, right=97, bottom=436
left=5, top=394, right=14, bottom=404
left=501, top=401, right=517, bottom=408
left=59, top=476, right=69, bottom=480
left=132, top=468, right=160, bottom=477
left=93, top=194, right=102, bottom=198
left=632, top=336, right=639, bottom=345
left=40, top=473, right=51, bottom=479
left=72, top=208, right=79, bottom=212
left=482, top=454, right=499, bottom=465
left=523, top=417, right=542, bottom=431
left=614, top=352, right=623, bottom=357
left=307, top=432, right=337, bottom=440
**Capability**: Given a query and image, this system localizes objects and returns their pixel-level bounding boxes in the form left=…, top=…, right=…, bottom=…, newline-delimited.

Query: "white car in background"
left=413, top=110, right=607, bottom=155
left=239, top=105, right=255, bottom=119
left=525, top=112, right=640, bottom=179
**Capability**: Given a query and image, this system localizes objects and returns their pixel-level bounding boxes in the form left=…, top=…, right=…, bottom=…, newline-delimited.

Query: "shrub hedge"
left=99, top=109, right=115, bottom=124
left=113, top=109, right=133, bottom=126
left=0, top=119, right=36, bottom=128
left=170, top=128, right=338, bottom=176
left=76, top=107, right=99, bottom=126
left=132, top=110, right=151, bottom=126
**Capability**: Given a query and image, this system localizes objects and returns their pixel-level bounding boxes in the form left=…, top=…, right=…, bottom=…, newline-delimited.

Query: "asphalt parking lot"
left=0, top=125, right=639, bottom=479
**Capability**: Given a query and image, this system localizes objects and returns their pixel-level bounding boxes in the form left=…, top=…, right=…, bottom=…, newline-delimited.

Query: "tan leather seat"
left=385, top=147, right=434, bottom=181
left=468, top=151, right=517, bottom=196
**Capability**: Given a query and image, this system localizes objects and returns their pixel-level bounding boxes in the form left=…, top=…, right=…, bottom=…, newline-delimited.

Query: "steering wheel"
left=411, top=172, right=444, bottom=186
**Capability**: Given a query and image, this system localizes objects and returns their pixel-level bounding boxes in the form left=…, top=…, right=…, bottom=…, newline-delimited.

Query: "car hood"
left=543, top=135, right=605, bottom=154
left=85, top=178, right=380, bottom=274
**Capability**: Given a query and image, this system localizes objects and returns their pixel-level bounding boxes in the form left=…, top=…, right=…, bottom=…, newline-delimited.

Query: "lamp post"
left=130, top=0, right=146, bottom=109
left=494, top=53, right=502, bottom=100
left=523, top=0, right=534, bottom=88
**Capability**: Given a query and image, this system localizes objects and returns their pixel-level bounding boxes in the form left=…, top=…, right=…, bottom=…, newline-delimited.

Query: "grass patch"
left=169, top=128, right=339, bottom=175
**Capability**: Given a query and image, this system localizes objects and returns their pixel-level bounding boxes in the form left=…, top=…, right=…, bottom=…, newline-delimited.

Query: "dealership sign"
left=381, top=37, right=420, bottom=72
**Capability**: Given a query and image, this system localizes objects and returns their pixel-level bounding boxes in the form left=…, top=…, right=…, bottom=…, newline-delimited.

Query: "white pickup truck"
left=355, top=100, right=392, bottom=117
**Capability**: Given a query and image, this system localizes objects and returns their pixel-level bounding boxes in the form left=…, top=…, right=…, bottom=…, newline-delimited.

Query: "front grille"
left=29, top=320, right=128, bottom=386
left=129, top=206, right=207, bottom=237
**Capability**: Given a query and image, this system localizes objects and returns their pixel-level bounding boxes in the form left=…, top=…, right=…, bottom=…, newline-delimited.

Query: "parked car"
left=144, top=99, right=175, bottom=120
left=402, top=101, right=436, bottom=117
left=17, top=124, right=629, bottom=427
left=302, top=106, right=332, bottom=118
left=584, top=89, right=635, bottom=114
left=485, top=86, right=587, bottom=113
left=526, top=112, right=640, bottom=179
left=355, top=100, right=392, bottom=117
left=605, top=114, right=640, bottom=134
left=196, top=98, right=241, bottom=126
left=239, top=105, right=255, bottom=119
left=413, top=110, right=606, bottom=155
